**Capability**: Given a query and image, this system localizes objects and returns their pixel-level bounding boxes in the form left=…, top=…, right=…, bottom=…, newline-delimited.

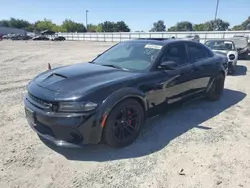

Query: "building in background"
left=0, top=27, right=27, bottom=35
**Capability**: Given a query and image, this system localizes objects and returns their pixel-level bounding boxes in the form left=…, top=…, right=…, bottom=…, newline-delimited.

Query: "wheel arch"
left=99, top=87, right=148, bottom=120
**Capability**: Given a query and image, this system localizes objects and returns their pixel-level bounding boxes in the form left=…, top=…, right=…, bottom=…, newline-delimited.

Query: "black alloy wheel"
left=103, top=99, right=144, bottom=148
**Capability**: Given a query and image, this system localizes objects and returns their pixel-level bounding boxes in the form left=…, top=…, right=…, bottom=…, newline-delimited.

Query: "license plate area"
left=25, top=107, right=35, bottom=124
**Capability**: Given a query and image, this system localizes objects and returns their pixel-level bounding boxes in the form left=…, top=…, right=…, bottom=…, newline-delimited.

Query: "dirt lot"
left=0, top=40, right=250, bottom=188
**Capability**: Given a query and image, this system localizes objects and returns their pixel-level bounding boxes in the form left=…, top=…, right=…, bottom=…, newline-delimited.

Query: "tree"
left=101, top=21, right=116, bottom=32
left=201, top=19, right=230, bottom=31
left=96, top=24, right=103, bottom=32
left=35, top=19, right=66, bottom=32
left=240, top=16, right=250, bottom=30
left=115, top=21, right=130, bottom=32
left=87, top=24, right=97, bottom=32
left=168, top=26, right=177, bottom=32
left=176, top=21, right=193, bottom=31
left=150, top=20, right=166, bottom=32
left=212, top=19, right=230, bottom=31
left=193, top=23, right=206, bottom=31
left=61, top=19, right=86, bottom=32
left=0, top=20, right=10, bottom=27
left=231, top=25, right=244, bottom=31
left=232, top=16, right=250, bottom=30
left=8, top=18, right=31, bottom=30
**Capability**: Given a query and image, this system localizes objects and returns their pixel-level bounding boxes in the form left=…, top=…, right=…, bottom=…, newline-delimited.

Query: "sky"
left=1, top=0, right=250, bottom=31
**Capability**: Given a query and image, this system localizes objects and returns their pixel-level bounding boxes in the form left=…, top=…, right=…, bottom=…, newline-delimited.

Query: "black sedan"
left=24, top=39, right=227, bottom=148
left=52, top=36, right=66, bottom=41
left=33, top=36, right=50, bottom=41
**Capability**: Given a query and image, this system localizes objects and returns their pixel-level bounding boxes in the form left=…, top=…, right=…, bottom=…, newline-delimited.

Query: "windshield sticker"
left=145, top=44, right=162, bottom=50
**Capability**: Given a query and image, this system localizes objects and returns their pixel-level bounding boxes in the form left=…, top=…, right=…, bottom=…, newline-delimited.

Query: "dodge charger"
left=24, top=39, right=227, bottom=148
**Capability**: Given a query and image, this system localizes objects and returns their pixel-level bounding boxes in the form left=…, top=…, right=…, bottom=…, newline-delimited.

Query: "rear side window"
left=161, top=43, right=189, bottom=66
left=187, top=43, right=212, bottom=62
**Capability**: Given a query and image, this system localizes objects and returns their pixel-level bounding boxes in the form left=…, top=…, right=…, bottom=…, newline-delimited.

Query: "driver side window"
left=161, top=43, right=189, bottom=66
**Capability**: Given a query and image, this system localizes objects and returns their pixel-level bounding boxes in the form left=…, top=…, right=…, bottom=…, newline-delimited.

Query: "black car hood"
left=33, top=63, right=141, bottom=97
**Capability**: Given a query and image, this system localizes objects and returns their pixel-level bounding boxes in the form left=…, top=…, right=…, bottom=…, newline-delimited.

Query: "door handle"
left=187, top=68, right=197, bottom=74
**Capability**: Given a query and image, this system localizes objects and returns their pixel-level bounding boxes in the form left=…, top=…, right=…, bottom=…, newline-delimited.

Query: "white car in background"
left=231, top=35, right=250, bottom=59
left=205, top=39, right=238, bottom=74
left=181, top=34, right=200, bottom=42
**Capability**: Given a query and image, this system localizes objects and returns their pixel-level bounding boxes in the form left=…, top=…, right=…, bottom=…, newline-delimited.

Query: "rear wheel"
left=206, top=73, right=225, bottom=101
left=103, top=99, right=144, bottom=148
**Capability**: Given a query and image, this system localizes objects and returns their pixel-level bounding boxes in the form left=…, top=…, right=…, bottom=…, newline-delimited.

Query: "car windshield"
left=92, top=42, right=163, bottom=71
left=205, top=40, right=235, bottom=51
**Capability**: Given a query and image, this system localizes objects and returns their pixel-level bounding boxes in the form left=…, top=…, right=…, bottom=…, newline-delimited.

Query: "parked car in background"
left=233, top=34, right=249, bottom=41
left=205, top=39, right=238, bottom=74
left=181, top=34, right=200, bottom=42
left=0, top=34, right=3, bottom=41
left=11, top=35, right=32, bottom=40
left=52, top=36, right=66, bottom=41
left=2, top=34, right=15, bottom=40
left=32, top=36, right=50, bottom=41
left=24, top=39, right=227, bottom=148
left=230, top=36, right=249, bottom=60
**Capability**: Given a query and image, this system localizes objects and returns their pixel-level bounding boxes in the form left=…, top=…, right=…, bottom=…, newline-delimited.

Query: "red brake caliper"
left=128, top=110, right=132, bottom=125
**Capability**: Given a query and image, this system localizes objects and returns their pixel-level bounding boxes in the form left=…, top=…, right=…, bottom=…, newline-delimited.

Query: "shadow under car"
left=40, top=88, right=246, bottom=162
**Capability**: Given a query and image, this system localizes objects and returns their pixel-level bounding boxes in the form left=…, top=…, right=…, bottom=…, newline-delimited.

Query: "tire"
left=231, top=64, right=237, bottom=75
left=103, top=99, right=144, bottom=148
left=206, top=73, right=225, bottom=101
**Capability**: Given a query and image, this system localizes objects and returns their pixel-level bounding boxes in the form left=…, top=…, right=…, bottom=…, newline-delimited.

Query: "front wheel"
left=206, top=73, right=225, bottom=101
left=103, top=99, right=144, bottom=148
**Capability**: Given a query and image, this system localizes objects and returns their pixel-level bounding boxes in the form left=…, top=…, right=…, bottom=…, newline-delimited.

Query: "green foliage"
left=176, top=21, right=193, bottom=31
left=168, top=26, right=177, bottom=32
left=0, top=16, right=249, bottom=33
left=115, top=21, right=130, bottom=32
left=96, top=24, right=103, bottom=32
left=0, top=20, right=10, bottom=27
left=150, top=20, right=166, bottom=32
left=193, top=23, right=206, bottom=31
left=210, top=19, right=230, bottom=31
left=34, top=19, right=66, bottom=32
left=87, top=24, right=97, bottom=32
left=168, top=19, right=230, bottom=31
left=62, top=19, right=86, bottom=32
left=101, top=21, right=116, bottom=32
left=8, top=18, right=31, bottom=29
left=232, top=16, right=250, bottom=30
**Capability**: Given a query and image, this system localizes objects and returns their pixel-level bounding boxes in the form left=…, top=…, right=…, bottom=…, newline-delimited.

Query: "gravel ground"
left=0, top=40, right=250, bottom=188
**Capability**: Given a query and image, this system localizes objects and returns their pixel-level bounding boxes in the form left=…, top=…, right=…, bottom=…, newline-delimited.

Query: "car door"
left=152, top=43, right=197, bottom=104
left=185, top=42, right=215, bottom=93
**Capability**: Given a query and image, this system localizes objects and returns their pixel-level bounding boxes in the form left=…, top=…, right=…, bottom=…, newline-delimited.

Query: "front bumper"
left=24, top=94, right=103, bottom=147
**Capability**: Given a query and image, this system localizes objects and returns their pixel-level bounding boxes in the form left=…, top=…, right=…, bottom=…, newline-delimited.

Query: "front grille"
left=28, top=93, right=53, bottom=109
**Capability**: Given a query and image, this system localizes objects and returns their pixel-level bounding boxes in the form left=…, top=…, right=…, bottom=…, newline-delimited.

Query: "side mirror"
left=236, top=48, right=242, bottom=52
left=158, top=61, right=177, bottom=70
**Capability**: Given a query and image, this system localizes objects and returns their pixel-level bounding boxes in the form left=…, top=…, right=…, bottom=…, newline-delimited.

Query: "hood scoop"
left=37, top=73, right=67, bottom=88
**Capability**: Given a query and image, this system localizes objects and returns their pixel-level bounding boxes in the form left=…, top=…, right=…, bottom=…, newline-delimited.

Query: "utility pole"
left=214, top=0, right=220, bottom=30
left=86, top=10, right=89, bottom=32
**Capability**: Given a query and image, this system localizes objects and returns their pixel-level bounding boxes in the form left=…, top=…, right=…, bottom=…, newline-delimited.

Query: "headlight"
left=229, top=54, right=235, bottom=60
left=58, top=102, right=98, bottom=112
